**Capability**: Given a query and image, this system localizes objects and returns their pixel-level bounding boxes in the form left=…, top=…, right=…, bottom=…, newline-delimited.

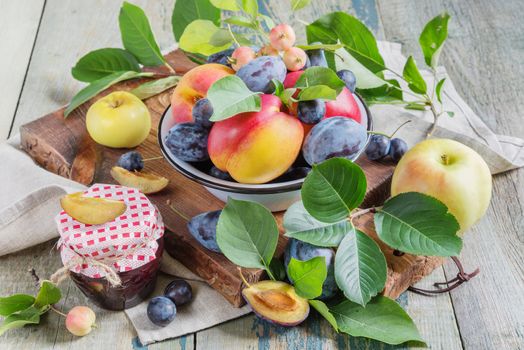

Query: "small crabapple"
left=65, top=306, right=96, bottom=336
left=283, top=47, right=308, bottom=71
left=258, top=45, right=279, bottom=57
left=269, top=24, right=296, bottom=51
left=230, top=46, right=256, bottom=71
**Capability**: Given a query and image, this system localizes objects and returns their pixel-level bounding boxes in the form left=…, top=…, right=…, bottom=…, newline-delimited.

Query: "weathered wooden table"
left=1, top=0, right=522, bottom=349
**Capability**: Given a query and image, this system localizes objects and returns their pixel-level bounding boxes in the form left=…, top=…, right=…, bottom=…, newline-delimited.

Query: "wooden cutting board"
left=19, top=49, right=443, bottom=307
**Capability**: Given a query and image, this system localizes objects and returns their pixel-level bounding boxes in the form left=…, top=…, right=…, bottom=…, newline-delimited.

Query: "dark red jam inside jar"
left=70, top=237, right=164, bottom=311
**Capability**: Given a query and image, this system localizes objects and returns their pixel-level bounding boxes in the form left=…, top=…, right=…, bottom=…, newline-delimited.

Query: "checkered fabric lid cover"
left=55, top=184, right=165, bottom=279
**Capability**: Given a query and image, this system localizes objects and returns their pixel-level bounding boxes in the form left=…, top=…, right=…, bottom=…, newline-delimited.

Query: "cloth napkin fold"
left=0, top=41, right=522, bottom=345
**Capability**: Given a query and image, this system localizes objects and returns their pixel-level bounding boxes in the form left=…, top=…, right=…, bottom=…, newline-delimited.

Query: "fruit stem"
left=164, top=62, right=176, bottom=75
left=166, top=200, right=190, bottom=221
left=389, top=120, right=412, bottom=138
left=238, top=267, right=252, bottom=288
left=143, top=156, right=163, bottom=162
left=50, top=305, right=67, bottom=318
left=441, top=154, right=450, bottom=165
left=227, top=24, right=241, bottom=47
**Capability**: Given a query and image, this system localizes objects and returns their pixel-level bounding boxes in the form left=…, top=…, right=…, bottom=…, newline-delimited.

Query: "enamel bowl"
left=158, top=94, right=372, bottom=212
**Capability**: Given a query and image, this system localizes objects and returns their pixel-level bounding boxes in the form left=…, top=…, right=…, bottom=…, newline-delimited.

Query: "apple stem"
left=441, top=154, right=450, bottom=165
left=238, top=267, right=252, bottom=288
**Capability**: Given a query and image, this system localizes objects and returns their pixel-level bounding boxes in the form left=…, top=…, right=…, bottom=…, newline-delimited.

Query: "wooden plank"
left=0, top=0, right=193, bottom=349
left=0, top=0, right=44, bottom=140
left=377, top=0, right=524, bottom=349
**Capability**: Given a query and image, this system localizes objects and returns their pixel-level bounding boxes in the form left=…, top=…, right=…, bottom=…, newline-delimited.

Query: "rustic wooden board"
left=18, top=48, right=442, bottom=307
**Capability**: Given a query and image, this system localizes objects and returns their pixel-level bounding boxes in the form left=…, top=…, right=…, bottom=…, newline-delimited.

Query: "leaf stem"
left=264, top=262, right=276, bottom=281
left=227, top=24, right=241, bottom=47
left=426, top=96, right=440, bottom=137
left=50, top=305, right=67, bottom=318
left=238, top=267, right=252, bottom=288
left=350, top=206, right=382, bottom=220
left=163, top=62, right=176, bottom=75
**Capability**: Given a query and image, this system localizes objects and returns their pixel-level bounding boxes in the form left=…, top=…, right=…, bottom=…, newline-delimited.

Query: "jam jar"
left=56, top=184, right=165, bottom=311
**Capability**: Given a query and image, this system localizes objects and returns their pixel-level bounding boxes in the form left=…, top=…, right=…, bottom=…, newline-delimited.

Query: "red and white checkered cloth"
left=55, top=184, right=164, bottom=278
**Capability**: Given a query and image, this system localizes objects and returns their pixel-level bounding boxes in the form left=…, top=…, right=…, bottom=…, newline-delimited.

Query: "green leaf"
left=287, top=257, right=327, bottom=299
left=405, top=102, right=427, bottom=111
left=297, top=85, right=337, bottom=101
left=374, top=192, right=462, bottom=256
left=119, top=2, right=165, bottom=67
left=207, top=75, right=261, bottom=121
left=271, top=79, right=284, bottom=97
left=224, top=15, right=254, bottom=28
left=307, top=12, right=385, bottom=73
left=291, top=0, right=311, bottom=11
left=209, top=28, right=235, bottom=47
left=259, top=14, right=275, bottom=30
left=34, top=281, right=61, bottom=308
left=297, top=43, right=344, bottom=51
left=309, top=300, right=338, bottom=330
left=436, top=78, right=446, bottom=103
left=446, top=111, right=455, bottom=118
left=402, top=56, right=427, bottom=94
left=130, top=75, right=180, bottom=100
left=64, top=71, right=153, bottom=117
left=419, top=12, right=450, bottom=68
left=302, top=158, right=367, bottom=223
left=71, top=48, right=140, bottom=83
left=358, top=79, right=403, bottom=104
left=0, top=295, right=35, bottom=316
left=179, top=20, right=233, bottom=56
left=295, top=67, right=345, bottom=95
left=0, top=306, right=41, bottom=336
left=172, top=0, right=220, bottom=42
left=334, top=230, right=387, bottom=306
left=284, top=201, right=351, bottom=247
left=334, top=48, right=388, bottom=90
left=241, top=0, right=258, bottom=18
left=331, top=296, right=425, bottom=345
left=216, top=198, right=279, bottom=270
left=269, top=258, right=287, bottom=281
left=210, top=0, right=240, bottom=11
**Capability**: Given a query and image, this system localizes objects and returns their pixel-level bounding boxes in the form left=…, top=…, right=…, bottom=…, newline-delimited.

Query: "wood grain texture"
left=377, top=0, right=524, bottom=348
left=0, top=0, right=45, bottom=140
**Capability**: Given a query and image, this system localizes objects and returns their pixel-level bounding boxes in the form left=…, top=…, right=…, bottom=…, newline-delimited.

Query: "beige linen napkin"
left=0, top=41, right=523, bottom=345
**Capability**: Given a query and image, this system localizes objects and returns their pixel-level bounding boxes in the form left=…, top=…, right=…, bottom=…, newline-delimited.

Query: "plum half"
left=60, top=192, right=127, bottom=225
left=242, top=280, right=309, bottom=326
left=110, top=166, right=169, bottom=194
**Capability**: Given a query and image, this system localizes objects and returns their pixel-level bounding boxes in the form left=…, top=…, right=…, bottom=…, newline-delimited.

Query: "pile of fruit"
left=164, top=23, right=368, bottom=185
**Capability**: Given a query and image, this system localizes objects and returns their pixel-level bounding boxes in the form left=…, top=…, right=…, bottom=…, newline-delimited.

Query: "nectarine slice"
left=60, top=192, right=127, bottom=225
left=110, top=167, right=168, bottom=194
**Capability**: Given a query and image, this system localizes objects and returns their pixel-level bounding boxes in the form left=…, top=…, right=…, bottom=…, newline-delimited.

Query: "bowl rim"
left=158, top=93, right=373, bottom=195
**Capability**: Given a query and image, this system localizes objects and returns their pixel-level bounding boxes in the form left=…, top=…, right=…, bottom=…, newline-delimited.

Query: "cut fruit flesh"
left=110, top=166, right=169, bottom=194
left=60, top=192, right=127, bottom=225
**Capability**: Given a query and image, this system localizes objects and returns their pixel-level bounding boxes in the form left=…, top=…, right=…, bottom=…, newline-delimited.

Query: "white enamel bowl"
left=158, top=94, right=372, bottom=212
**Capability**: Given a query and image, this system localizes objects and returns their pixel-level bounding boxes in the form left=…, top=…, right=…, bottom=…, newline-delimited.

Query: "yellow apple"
left=391, top=138, right=492, bottom=234
left=86, top=91, right=151, bottom=148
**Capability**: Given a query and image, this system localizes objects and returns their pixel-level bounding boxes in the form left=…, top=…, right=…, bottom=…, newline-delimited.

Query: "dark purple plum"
left=117, top=151, right=143, bottom=171
left=389, top=138, right=408, bottom=162
left=365, top=134, right=390, bottom=160
left=271, top=167, right=311, bottom=182
left=207, top=48, right=234, bottom=66
left=192, top=98, right=214, bottom=128
left=164, top=279, right=193, bottom=306
left=302, top=117, right=368, bottom=165
left=147, top=296, right=176, bottom=326
left=165, top=123, right=209, bottom=162
left=236, top=56, right=287, bottom=93
left=336, top=69, right=357, bottom=93
left=209, top=166, right=233, bottom=181
left=307, top=43, right=328, bottom=67
left=187, top=210, right=221, bottom=253
left=297, top=99, right=325, bottom=124
left=300, top=55, right=311, bottom=70
left=284, top=239, right=338, bottom=300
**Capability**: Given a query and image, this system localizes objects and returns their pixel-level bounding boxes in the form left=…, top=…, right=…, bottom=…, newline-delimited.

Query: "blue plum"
left=302, top=117, right=368, bottom=165
left=297, top=99, right=325, bottom=124
left=272, top=166, right=311, bottom=182
left=389, top=138, right=408, bottom=162
left=365, top=134, right=390, bottom=160
left=192, top=98, right=214, bottom=128
left=236, top=56, right=287, bottom=93
left=209, top=166, right=233, bottom=181
left=147, top=296, right=176, bottom=326
left=165, top=123, right=209, bottom=162
left=117, top=151, right=143, bottom=171
left=207, top=48, right=234, bottom=66
left=336, top=69, right=357, bottom=93
left=284, top=239, right=338, bottom=300
left=164, top=279, right=193, bottom=306
left=307, top=43, right=328, bottom=67
left=187, top=210, right=221, bottom=253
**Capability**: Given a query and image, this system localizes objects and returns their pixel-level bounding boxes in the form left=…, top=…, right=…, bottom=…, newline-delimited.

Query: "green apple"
left=391, top=138, right=492, bottom=234
left=86, top=91, right=151, bottom=148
